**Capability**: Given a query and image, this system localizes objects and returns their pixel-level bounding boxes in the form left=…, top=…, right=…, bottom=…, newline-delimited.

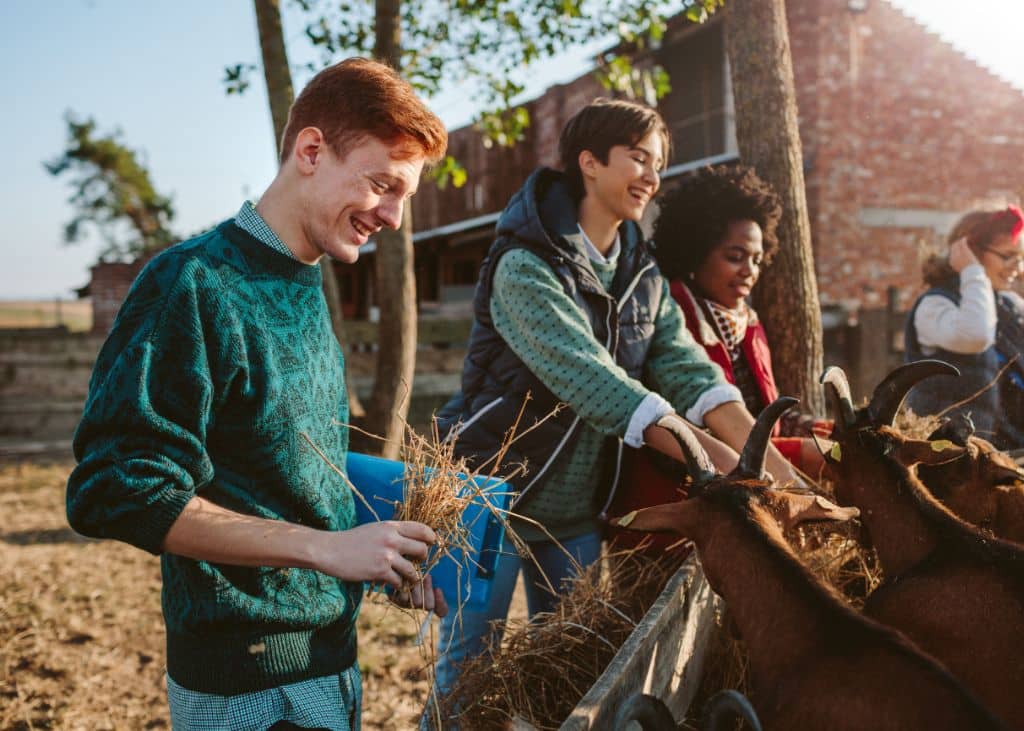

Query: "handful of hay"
left=436, top=548, right=685, bottom=730
left=302, top=408, right=541, bottom=596
left=391, top=421, right=520, bottom=583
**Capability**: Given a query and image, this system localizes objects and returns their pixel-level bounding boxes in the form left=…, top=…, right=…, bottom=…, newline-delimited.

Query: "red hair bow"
left=1007, top=204, right=1024, bottom=240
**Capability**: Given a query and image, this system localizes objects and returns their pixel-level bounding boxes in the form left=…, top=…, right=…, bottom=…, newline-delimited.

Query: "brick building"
left=375, top=0, right=1024, bottom=315
left=78, top=259, right=149, bottom=335
left=85, top=0, right=1024, bottom=334
left=789, top=0, right=1024, bottom=309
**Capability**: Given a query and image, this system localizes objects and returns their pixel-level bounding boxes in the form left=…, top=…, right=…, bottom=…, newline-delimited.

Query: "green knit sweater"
left=66, top=221, right=360, bottom=695
left=492, top=248, right=726, bottom=541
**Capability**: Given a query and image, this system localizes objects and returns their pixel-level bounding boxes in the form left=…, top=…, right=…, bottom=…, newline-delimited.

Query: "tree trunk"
left=253, top=0, right=365, bottom=417
left=367, top=0, right=417, bottom=458
left=724, top=0, right=824, bottom=416
left=253, top=0, right=293, bottom=152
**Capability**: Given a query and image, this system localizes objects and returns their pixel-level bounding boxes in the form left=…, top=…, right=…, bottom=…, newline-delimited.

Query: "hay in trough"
left=894, top=409, right=944, bottom=441
left=686, top=482, right=882, bottom=726
left=436, top=548, right=685, bottom=730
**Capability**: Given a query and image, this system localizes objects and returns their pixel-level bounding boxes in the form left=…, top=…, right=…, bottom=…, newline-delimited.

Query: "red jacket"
left=607, top=282, right=800, bottom=554
left=671, top=280, right=780, bottom=426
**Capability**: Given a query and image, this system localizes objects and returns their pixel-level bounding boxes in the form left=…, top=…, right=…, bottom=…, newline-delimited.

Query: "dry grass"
left=0, top=459, right=487, bottom=731
left=437, top=549, right=684, bottom=730
left=0, top=300, right=91, bottom=332
left=894, top=409, right=944, bottom=440
left=0, top=461, right=168, bottom=730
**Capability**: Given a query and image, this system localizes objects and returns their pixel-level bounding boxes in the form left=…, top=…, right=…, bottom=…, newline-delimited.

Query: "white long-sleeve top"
left=914, top=264, right=997, bottom=355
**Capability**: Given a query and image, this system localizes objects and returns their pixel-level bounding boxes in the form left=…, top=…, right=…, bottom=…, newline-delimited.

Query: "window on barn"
left=656, top=21, right=737, bottom=166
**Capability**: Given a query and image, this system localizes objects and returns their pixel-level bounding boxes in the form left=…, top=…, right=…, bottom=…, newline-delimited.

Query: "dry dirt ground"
left=0, top=460, right=526, bottom=730
left=0, top=301, right=91, bottom=332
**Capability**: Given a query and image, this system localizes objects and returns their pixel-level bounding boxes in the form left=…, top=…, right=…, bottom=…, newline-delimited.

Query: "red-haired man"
left=67, top=58, right=447, bottom=730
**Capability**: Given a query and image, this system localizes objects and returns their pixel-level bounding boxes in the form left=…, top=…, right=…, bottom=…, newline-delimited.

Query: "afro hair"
left=652, top=164, right=782, bottom=281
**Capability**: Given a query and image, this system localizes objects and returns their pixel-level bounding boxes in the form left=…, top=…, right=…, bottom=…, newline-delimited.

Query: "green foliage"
left=46, top=113, right=176, bottom=260
left=685, top=0, right=725, bottom=23
left=229, top=0, right=724, bottom=184
left=430, top=155, right=468, bottom=189
left=224, top=62, right=259, bottom=94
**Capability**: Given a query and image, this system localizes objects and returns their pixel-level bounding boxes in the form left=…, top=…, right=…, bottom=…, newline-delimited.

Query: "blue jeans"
left=431, top=530, right=602, bottom=697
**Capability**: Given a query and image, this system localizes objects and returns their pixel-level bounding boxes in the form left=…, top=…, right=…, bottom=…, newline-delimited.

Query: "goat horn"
left=654, top=415, right=717, bottom=485
left=866, top=360, right=960, bottom=427
left=735, top=397, right=799, bottom=479
left=702, top=690, right=764, bottom=731
left=820, top=366, right=857, bottom=430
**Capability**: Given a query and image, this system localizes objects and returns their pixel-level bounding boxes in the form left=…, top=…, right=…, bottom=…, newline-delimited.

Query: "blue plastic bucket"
left=345, top=452, right=510, bottom=608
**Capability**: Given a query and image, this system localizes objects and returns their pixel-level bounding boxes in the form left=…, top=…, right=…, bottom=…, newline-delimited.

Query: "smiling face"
left=296, top=131, right=425, bottom=264
left=693, top=219, right=764, bottom=310
left=977, top=232, right=1024, bottom=291
left=582, top=130, right=664, bottom=223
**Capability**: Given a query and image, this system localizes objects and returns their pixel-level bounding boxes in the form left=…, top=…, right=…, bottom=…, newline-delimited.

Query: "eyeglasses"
left=983, top=247, right=1024, bottom=266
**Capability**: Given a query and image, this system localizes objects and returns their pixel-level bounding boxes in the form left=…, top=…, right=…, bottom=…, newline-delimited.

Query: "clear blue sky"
left=1, top=0, right=1021, bottom=300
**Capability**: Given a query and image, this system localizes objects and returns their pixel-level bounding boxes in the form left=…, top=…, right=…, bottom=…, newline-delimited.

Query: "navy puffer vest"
left=435, top=168, right=663, bottom=506
left=904, top=279, right=1002, bottom=438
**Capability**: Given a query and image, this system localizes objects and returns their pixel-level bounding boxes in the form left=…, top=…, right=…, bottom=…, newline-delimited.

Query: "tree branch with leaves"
left=46, top=113, right=176, bottom=261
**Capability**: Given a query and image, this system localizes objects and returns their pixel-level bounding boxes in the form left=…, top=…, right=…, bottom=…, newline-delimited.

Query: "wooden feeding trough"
left=344, top=452, right=722, bottom=729
left=518, top=554, right=722, bottom=730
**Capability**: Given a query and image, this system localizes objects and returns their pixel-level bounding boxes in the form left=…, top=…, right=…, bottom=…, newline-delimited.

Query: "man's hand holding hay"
left=313, top=519, right=449, bottom=617
left=162, top=499, right=448, bottom=618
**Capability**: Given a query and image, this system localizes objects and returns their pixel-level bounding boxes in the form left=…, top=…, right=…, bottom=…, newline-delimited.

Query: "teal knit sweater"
left=492, top=248, right=725, bottom=541
left=66, top=221, right=360, bottom=695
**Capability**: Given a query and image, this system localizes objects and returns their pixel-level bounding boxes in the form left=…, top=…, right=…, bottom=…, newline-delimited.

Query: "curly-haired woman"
left=606, top=164, right=824, bottom=553
left=651, top=163, right=824, bottom=467
left=905, top=205, right=1024, bottom=448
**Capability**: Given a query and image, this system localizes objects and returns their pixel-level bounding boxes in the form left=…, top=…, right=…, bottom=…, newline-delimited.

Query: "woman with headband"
left=905, top=205, right=1024, bottom=448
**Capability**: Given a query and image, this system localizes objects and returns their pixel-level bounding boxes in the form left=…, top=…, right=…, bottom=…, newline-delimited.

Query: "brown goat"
left=918, top=428, right=1024, bottom=543
left=615, top=398, right=1005, bottom=731
left=822, top=363, right=1024, bottom=728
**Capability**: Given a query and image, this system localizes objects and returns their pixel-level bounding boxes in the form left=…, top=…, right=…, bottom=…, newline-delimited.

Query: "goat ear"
left=890, top=437, right=967, bottom=466
left=776, top=492, right=860, bottom=531
left=981, top=454, right=1024, bottom=485
left=612, top=501, right=695, bottom=534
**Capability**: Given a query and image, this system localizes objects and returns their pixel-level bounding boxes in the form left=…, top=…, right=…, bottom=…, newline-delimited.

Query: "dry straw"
left=687, top=496, right=881, bottom=725
left=436, top=548, right=685, bottom=730
left=306, top=394, right=595, bottom=727
left=304, top=394, right=571, bottom=597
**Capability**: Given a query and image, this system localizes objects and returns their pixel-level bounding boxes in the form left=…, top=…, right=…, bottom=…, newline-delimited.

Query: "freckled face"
left=693, top=220, right=764, bottom=310
left=585, top=131, right=664, bottom=222
left=302, top=135, right=424, bottom=264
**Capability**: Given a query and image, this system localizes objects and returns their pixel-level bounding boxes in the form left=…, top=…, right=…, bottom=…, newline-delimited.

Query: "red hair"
left=280, top=57, right=447, bottom=165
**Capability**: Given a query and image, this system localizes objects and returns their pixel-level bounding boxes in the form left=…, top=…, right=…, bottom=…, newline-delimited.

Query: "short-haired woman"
left=430, top=102, right=801, bottom=710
